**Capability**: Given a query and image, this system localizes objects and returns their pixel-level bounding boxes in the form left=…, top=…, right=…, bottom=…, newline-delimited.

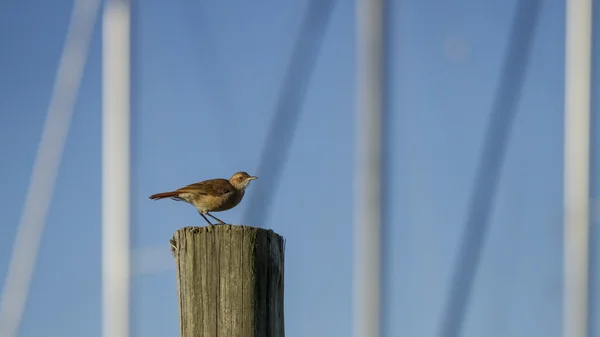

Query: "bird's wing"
left=176, top=178, right=235, bottom=197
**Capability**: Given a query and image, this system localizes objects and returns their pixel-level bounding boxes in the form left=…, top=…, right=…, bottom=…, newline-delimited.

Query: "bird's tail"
left=149, top=191, right=180, bottom=200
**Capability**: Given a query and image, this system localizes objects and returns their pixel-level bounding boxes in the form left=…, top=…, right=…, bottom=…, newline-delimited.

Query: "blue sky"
left=0, top=0, right=599, bottom=337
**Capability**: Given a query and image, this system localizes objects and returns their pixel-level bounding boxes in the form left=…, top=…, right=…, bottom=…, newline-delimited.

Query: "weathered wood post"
left=170, top=225, right=285, bottom=337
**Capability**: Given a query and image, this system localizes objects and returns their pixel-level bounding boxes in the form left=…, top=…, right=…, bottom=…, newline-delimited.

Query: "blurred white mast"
left=0, top=0, right=100, bottom=336
left=354, top=0, right=385, bottom=337
left=563, top=0, right=592, bottom=337
left=102, top=1, right=131, bottom=337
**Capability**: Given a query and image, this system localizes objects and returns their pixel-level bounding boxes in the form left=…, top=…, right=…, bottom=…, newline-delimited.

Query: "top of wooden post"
left=170, top=224, right=286, bottom=337
left=169, top=224, right=284, bottom=255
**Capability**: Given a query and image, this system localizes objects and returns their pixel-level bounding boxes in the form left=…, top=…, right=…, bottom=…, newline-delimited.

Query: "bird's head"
left=229, top=171, right=258, bottom=190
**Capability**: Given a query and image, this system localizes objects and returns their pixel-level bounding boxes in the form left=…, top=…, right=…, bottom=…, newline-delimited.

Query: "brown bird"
left=149, top=171, right=258, bottom=225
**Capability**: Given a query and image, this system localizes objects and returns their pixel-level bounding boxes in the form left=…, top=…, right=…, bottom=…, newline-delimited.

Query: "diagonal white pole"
left=563, top=0, right=592, bottom=336
left=102, top=1, right=131, bottom=337
left=0, top=1, right=100, bottom=336
left=354, top=0, right=385, bottom=337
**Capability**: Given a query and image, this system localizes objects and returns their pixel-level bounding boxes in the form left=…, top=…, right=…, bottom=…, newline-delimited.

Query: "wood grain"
left=171, top=225, right=285, bottom=337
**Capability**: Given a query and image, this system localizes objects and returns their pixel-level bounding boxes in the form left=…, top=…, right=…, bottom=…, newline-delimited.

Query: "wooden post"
left=170, top=225, right=285, bottom=337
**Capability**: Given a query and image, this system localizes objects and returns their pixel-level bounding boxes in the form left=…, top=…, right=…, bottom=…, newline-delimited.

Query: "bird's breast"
left=226, top=189, right=245, bottom=209
left=194, top=189, right=245, bottom=212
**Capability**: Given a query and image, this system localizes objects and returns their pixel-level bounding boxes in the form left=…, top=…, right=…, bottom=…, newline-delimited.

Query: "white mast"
left=563, top=0, right=592, bottom=336
left=102, top=1, right=131, bottom=337
left=0, top=0, right=100, bottom=335
left=354, top=0, right=385, bottom=337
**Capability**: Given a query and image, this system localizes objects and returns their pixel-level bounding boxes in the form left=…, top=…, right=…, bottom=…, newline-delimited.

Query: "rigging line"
left=242, top=0, right=338, bottom=227
left=175, top=0, right=235, bottom=166
left=437, top=1, right=543, bottom=336
left=379, top=0, right=393, bottom=336
left=0, top=0, right=101, bottom=336
left=586, top=8, right=599, bottom=332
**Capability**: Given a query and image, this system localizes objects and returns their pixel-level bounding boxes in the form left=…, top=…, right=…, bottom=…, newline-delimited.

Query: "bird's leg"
left=206, top=212, right=227, bottom=225
left=198, top=211, right=214, bottom=226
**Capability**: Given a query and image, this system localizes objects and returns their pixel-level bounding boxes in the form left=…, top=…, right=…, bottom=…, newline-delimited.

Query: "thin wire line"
left=0, top=0, right=101, bottom=335
left=437, top=1, right=543, bottom=336
left=586, top=2, right=599, bottom=332
left=380, top=0, right=393, bottom=335
left=175, top=0, right=235, bottom=166
left=242, top=0, right=338, bottom=227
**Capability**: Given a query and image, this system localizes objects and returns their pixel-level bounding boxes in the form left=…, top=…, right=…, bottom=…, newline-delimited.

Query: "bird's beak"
left=249, top=176, right=258, bottom=181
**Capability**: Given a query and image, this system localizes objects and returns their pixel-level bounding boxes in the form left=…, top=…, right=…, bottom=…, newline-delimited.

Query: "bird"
left=149, top=171, right=258, bottom=226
